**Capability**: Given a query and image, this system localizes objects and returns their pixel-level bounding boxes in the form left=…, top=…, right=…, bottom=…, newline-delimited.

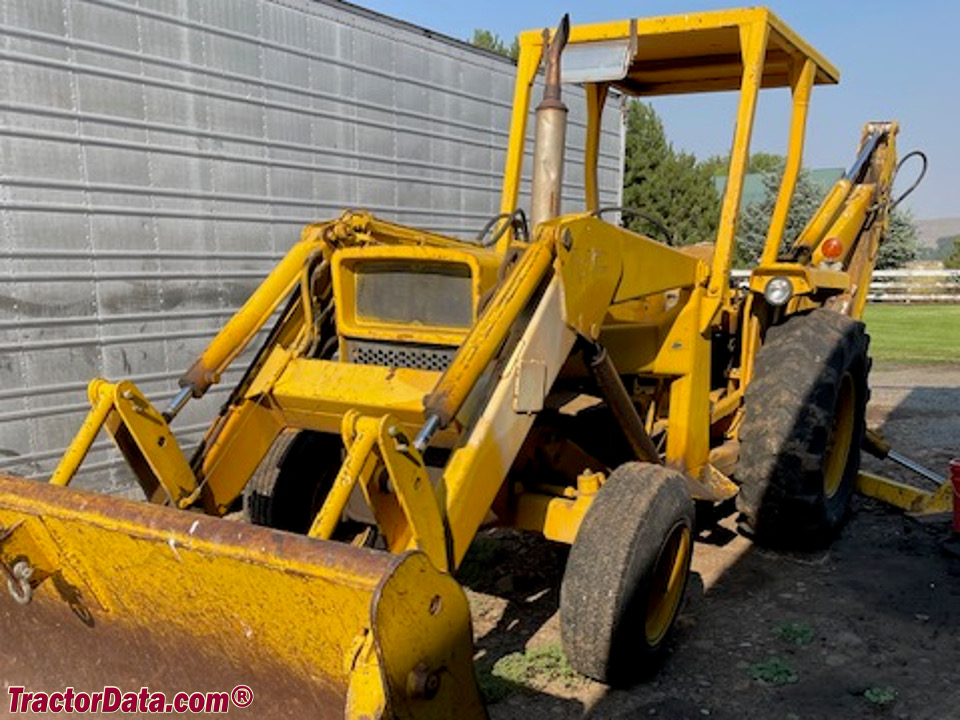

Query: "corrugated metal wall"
left=0, top=0, right=623, bottom=493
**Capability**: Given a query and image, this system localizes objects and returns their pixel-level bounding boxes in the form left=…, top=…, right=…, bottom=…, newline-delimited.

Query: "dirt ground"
left=460, top=364, right=960, bottom=720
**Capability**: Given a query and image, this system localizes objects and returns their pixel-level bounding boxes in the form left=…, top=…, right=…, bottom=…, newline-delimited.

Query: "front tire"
left=560, top=462, right=694, bottom=685
left=736, top=308, right=869, bottom=546
left=245, top=429, right=341, bottom=534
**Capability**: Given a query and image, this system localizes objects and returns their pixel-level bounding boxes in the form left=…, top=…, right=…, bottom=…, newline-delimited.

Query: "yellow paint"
left=50, top=380, right=197, bottom=508
left=0, top=476, right=484, bottom=720
left=856, top=471, right=953, bottom=515
left=308, top=414, right=449, bottom=572
left=375, top=416, right=449, bottom=571
left=644, top=524, right=691, bottom=645
left=333, top=245, right=498, bottom=346
left=555, top=216, right=702, bottom=340
left=503, top=7, right=838, bottom=260
left=48, top=380, right=115, bottom=487
left=848, top=124, right=899, bottom=319
left=196, top=398, right=285, bottom=515
left=810, top=185, right=873, bottom=266
left=34, top=7, right=889, bottom=588
left=498, top=35, right=543, bottom=251
left=737, top=293, right=760, bottom=391
left=270, top=359, right=440, bottom=433
left=762, top=58, right=816, bottom=264
left=309, top=418, right=377, bottom=540
left=748, top=263, right=851, bottom=297
left=438, top=278, right=576, bottom=567
left=792, top=179, right=854, bottom=252
left=179, top=227, right=326, bottom=395
left=513, top=472, right=604, bottom=545
left=424, top=228, right=557, bottom=427
left=663, top=290, right=711, bottom=474
left=823, top=374, right=856, bottom=498
left=583, top=83, right=608, bottom=214
left=5, top=10, right=911, bottom=717
left=702, top=18, right=768, bottom=330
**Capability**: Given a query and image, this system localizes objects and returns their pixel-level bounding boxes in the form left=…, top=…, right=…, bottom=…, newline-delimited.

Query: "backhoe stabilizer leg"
left=858, top=429, right=952, bottom=515
left=856, top=471, right=953, bottom=516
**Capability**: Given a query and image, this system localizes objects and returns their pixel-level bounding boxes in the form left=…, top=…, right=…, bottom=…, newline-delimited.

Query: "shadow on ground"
left=464, top=373, right=960, bottom=720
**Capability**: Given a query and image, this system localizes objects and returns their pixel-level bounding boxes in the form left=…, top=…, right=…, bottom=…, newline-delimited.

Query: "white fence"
left=731, top=269, right=960, bottom=303
left=866, top=269, right=960, bottom=303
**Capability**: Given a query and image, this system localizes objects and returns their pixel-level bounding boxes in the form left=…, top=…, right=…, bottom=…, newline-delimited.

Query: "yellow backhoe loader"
left=0, top=8, right=919, bottom=718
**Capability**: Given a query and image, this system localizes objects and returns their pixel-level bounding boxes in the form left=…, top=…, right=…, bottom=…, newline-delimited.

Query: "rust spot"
left=0, top=592, right=344, bottom=719
left=0, top=474, right=406, bottom=719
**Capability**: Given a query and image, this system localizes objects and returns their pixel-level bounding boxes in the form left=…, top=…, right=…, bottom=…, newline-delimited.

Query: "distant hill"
left=916, top=217, right=960, bottom=252
left=918, top=233, right=960, bottom=262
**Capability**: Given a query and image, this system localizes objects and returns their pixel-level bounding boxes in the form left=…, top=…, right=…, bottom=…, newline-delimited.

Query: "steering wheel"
left=592, top=206, right=678, bottom=246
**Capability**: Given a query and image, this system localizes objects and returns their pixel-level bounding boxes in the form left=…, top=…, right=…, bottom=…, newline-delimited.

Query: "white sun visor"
left=560, top=38, right=633, bottom=84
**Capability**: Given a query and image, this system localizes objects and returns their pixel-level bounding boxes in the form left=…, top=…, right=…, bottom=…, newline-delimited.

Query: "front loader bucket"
left=0, top=475, right=485, bottom=719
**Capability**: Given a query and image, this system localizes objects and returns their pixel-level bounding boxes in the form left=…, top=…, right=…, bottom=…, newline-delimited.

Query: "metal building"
left=0, top=0, right=624, bottom=491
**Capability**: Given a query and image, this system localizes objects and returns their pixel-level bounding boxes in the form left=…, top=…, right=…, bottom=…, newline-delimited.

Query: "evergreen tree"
left=876, top=208, right=918, bottom=270
left=469, top=29, right=519, bottom=61
left=622, top=101, right=721, bottom=245
left=734, top=163, right=823, bottom=266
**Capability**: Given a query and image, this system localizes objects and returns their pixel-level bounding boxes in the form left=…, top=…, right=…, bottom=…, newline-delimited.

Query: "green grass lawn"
left=863, top=304, right=960, bottom=365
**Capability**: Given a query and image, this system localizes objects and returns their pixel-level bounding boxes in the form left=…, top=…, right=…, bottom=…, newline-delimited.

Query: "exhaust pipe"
left=530, top=14, right=570, bottom=229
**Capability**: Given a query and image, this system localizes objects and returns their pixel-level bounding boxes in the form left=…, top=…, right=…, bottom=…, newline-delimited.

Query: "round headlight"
left=763, top=276, right=793, bottom=306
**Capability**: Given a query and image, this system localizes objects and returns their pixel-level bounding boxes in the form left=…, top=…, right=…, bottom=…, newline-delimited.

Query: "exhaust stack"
left=530, top=15, right=570, bottom=229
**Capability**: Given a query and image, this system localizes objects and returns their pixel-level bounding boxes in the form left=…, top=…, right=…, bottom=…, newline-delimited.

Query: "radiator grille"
left=346, top=340, right=456, bottom=372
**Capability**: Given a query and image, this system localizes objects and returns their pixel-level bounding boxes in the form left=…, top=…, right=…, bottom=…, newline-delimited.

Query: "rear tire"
left=560, top=462, right=694, bottom=686
left=736, top=308, right=869, bottom=547
left=245, top=429, right=341, bottom=534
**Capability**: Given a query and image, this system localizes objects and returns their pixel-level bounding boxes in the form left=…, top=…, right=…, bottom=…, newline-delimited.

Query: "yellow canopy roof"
left=526, top=7, right=839, bottom=96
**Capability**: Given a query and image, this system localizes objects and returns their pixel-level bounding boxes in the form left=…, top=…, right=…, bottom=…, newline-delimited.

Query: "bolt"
left=389, top=425, right=410, bottom=452
left=407, top=663, right=440, bottom=700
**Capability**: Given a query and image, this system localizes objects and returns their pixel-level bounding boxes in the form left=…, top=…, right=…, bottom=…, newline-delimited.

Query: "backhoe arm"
left=791, top=122, right=899, bottom=318
left=747, top=122, right=900, bottom=324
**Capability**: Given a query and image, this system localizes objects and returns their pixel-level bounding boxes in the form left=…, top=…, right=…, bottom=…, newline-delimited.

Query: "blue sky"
left=353, top=1, right=958, bottom=220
